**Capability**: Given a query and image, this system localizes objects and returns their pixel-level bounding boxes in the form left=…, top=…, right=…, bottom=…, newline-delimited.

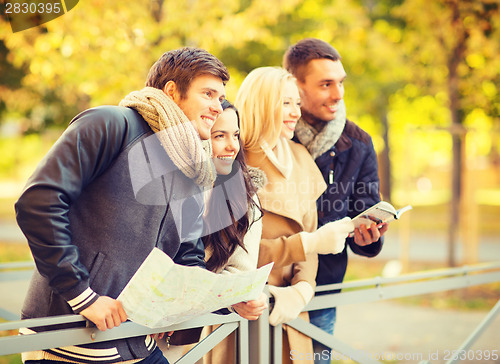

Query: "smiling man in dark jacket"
left=284, top=38, right=388, bottom=364
left=15, top=47, right=229, bottom=364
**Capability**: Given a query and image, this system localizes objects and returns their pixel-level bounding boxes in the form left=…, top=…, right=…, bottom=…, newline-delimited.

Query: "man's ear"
left=163, top=81, right=179, bottom=102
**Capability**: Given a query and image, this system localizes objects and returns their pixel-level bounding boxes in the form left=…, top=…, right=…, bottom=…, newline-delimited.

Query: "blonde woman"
left=235, top=67, right=353, bottom=363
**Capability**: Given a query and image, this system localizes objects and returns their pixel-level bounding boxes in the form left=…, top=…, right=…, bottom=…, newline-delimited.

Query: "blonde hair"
left=235, top=67, right=296, bottom=154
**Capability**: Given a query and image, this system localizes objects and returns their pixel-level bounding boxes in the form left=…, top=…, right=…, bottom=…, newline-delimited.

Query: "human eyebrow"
left=338, top=74, right=347, bottom=83
left=211, top=129, right=226, bottom=135
left=211, top=129, right=234, bottom=135
left=320, top=75, right=347, bottom=85
left=203, top=87, right=215, bottom=94
left=211, top=128, right=239, bottom=135
left=203, top=87, right=224, bottom=97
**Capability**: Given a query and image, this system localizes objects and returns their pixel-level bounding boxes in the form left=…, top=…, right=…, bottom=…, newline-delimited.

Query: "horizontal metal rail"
left=0, top=261, right=35, bottom=270
left=1, top=261, right=499, bottom=363
left=0, top=312, right=245, bottom=358
left=288, top=261, right=500, bottom=364
left=307, top=262, right=500, bottom=311
left=314, top=261, right=500, bottom=293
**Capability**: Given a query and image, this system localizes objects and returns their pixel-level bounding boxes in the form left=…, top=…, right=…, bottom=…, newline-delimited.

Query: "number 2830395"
left=5, top=1, right=62, bottom=14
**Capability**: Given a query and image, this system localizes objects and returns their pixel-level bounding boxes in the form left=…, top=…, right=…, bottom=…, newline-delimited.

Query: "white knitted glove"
left=268, top=282, right=314, bottom=326
left=301, top=217, right=354, bottom=255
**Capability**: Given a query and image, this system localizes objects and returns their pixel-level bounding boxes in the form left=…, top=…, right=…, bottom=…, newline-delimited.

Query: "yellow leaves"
left=465, top=53, right=485, bottom=69
left=388, top=90, right=452, bottom=179
left=116, top=40, right=131, bottom=54
left=297, top=0, right=322, bottom=19
left=79, top=81, right=98, bottom=96
left=374, top=19, right=402, bottom=44
left=356, top=114, right=384, bottom=153
left=33, top=38, right=51, bottom=53
left=464, top=109, right=493, bottom=156
left=464, top=108, right=492, bottom=130
left=402, top=84, right=419, bottom=98
left=132, top=28, right=146, bottom=47
left=481, top=81, right=497, bottom=99
left=60, top=42, right=73, bottom=57
left=40, top=61, right=55, bottom=79
left=350, top=27, right=366, bottom=44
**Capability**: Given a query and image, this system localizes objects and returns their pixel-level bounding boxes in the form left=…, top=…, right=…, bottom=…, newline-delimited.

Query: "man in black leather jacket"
left=15, top=47, right=229, bottom=364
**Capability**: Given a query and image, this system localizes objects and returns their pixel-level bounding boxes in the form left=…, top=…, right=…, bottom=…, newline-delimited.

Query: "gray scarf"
left=294, top=100, right=347, bottom=160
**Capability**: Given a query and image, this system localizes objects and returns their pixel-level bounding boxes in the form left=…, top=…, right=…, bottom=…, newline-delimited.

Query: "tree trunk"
left=448, top=130, right=462, bottom=267
left=445, top=0, right=469, bottom=267
left=379, top=113, right=392, bottom=203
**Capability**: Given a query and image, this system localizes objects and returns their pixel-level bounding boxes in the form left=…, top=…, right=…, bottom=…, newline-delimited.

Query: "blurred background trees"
left=1, top=0, right=499, bottom=265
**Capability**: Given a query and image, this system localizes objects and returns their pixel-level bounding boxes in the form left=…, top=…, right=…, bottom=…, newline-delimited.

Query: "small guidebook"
left=348, top=201, right=412, bottom=237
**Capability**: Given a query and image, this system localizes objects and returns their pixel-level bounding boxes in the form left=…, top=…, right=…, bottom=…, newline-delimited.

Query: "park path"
left=335, top=301, right=500, bottom=363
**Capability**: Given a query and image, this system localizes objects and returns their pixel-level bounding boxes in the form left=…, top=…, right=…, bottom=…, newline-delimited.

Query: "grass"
left=0, top=354, right=21, bottom=364
left=0, top=242, right=31, bottom=264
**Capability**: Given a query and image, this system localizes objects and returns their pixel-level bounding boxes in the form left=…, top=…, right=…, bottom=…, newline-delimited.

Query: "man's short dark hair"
left=283, top=38, right=342, bottom=82
left=146, top=47, right=230, bottom=98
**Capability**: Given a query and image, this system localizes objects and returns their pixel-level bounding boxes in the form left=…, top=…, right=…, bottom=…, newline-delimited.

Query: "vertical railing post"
left=271, top=323, right=283, bottom=364
left=249, top=289, right=270, bottom=364
left=238, top=318, right=249, bottom=364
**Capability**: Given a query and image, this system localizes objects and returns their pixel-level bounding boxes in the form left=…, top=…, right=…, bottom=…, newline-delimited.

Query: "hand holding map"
left=117, top=248, right=273, bottom=328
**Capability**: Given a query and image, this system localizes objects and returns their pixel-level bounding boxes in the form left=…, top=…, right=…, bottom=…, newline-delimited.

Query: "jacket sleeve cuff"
left=213, top=307, right=233, bottom=315
left=66, top=287, right=100, bottom=313
left=292, top=281, right=315, bottom=305
left=349, top=236, right=384, bottom=257
left=299, top=232, right=313, bottom=255
left=257, top=233, right=306, bottom=269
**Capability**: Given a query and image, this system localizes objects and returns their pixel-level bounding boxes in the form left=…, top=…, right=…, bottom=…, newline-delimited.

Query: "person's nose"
left=211, top=99, right=223, bottom=116
left=330, top=84, right=344, bottom=101
left=290, top=103, right=301, bottom=119
left=226, top=137, right=239, bottom=153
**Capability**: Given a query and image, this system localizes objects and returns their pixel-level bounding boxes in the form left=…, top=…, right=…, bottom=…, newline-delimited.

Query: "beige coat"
left=205, top=140, right=326, bottom=364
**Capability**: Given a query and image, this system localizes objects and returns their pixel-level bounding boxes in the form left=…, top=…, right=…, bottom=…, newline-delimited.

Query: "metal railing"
left=1, top=261, right=500, bottom=363
left=0, top=309, right=249, bottom=364
left=276, top=262, right=500, bottom=364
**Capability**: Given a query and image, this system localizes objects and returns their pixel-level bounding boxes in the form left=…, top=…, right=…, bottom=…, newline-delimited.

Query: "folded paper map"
left=117, top=248, right=273, bottom=328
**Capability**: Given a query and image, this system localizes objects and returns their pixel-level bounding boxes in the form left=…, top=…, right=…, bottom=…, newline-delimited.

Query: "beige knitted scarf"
left=119, top=87, right=216, bottom=187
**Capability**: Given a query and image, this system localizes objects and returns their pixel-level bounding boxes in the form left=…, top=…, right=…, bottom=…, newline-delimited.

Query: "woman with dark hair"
left=160, top=100, right=267, bottom=362
left=202, top=99, right=264, bottom=275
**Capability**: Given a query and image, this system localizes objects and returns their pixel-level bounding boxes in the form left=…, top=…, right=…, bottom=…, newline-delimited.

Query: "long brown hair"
left=202, top=100, right=262, bottom=272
